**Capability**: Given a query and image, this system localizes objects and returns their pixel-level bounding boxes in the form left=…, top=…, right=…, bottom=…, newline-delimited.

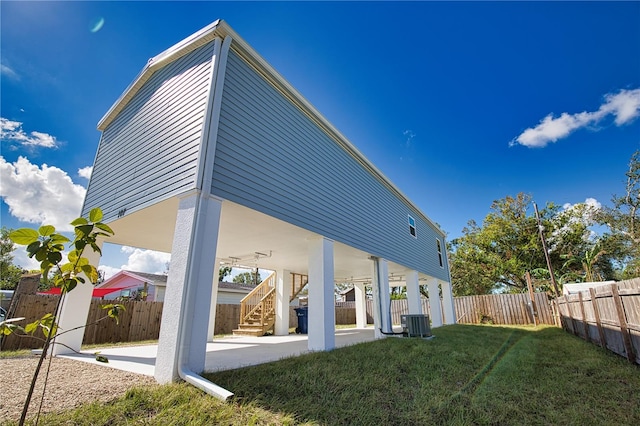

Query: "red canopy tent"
left=38, top=287, right=127, bottom=298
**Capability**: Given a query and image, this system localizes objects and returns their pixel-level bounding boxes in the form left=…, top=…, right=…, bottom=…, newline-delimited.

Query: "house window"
left=436, top=239, right=444, bottom=267
left=408, top=215, right=417, bottom=238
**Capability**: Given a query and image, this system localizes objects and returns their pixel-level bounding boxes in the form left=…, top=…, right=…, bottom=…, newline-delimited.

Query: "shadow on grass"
left=206, top=324, right=640, bottom=426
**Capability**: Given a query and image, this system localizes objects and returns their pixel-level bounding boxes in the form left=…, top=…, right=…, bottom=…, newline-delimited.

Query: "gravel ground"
left=0, top=355, right=157, bottom=423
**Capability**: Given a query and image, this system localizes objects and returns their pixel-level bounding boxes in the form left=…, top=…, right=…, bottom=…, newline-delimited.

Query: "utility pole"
left=525, top=271, right=538, bottom=326
left=533, top=202, right=561, bottom=297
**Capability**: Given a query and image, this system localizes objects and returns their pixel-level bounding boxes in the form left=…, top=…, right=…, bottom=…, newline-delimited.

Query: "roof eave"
left=220, top=25, right=446, bottom=237
left=97, top=19, right=225, bottom=131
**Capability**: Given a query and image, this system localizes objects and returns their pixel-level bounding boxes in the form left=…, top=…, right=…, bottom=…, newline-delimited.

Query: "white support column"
left=52, top=240, right=103, bottom=356
left=371, top=257, right=392, bottom=339
left=155, top=192, right=222, bottom=383
left=307, top=237, right=335, bottom=351
left=207, top=258, right=224, bottom=341
left=354, top=282, right=367, bottom=329
left=379, top=259, right=391, bottom=333
left=275, top=269, right=291, bottom=336
left=207, top=279, right=221, bottom=342
left=371, top=264, right=381, bottom=338
left=406, top=270, right=422, bottom=315
left=427, top=278, right=443, bottom=328
left=441, top=281, right=456, bottom=324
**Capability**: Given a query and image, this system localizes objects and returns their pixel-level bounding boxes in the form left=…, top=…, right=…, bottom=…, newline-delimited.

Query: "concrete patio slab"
left=59, top=327, right=376, bottom=377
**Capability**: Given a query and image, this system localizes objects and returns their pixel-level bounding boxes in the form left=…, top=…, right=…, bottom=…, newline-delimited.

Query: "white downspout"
left=178, top=198, right=233, bottom=401
left=176, top=195, right=233, bottom=401
left=175, top=34, right=234, bottom=401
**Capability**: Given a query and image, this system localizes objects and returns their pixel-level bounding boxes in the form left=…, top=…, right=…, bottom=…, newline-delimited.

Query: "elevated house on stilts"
left=53, top=20, right=456, bottom=399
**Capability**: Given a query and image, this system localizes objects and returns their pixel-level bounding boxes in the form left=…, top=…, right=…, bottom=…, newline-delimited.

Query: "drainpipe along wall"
left=155, top=35, right=233, bottom=400
left=177, top=34, right=234, bottom=401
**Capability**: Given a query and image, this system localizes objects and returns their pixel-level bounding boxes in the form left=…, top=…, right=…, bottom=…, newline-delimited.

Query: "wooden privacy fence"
left=335, top=300, right=431, bottom=325
left=83, top=298, right=163, bottom=345
left=454, top=292, right=554, bottom=325
left=334, top=293, right=553, bottom=326
left=1, top=294, right=247, bottom=351
left=556, top=278, right=640, bottom=364
left=2, top=292, right=554, bottom=350
left=1, top=294, right=60, bottom=351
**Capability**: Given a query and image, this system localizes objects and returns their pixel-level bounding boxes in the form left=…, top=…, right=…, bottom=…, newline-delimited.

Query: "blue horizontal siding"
left=212, top=50, right=448, bottom=279
left=82, top=41, right=216, bottom=221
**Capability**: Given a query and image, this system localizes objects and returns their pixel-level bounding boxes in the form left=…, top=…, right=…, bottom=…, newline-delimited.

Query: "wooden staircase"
left=233, top=272, right=308, bottom=337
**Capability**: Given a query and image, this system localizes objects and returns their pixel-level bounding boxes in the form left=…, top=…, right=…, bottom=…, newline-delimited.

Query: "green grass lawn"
left=11, top=324, right=640, bottom=425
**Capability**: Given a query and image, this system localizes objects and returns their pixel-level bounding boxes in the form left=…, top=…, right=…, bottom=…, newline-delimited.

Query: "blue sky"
left=2, top=1, right=639, bottom=278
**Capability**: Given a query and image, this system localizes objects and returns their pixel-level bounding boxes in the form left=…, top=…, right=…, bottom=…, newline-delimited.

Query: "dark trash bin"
left=294, top=306, right=308, bottom=334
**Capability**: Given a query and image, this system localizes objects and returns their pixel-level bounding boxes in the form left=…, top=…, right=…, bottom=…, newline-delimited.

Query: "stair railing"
left=240, top=271, right=277, bottom=324
left=290, top=273, right=308, bottom=301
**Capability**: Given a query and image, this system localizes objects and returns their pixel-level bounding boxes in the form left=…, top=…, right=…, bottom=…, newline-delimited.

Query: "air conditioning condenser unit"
left=401, top=314, right=432, bottom=338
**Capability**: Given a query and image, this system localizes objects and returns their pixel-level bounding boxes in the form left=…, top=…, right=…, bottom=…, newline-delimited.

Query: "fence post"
left=610, top=284, right=636, bottom=363
left=589, top=288, right=606, bottom=349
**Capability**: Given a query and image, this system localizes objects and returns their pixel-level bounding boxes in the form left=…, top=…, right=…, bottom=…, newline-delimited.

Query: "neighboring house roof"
left=99, top=271, right=253, bottom=294
left=218, top=282, right=254, bottom=293
left=96, top=19, right=443, bottom=237
left=97, top=270, right=167, bottom=289
left=122, top=270, right=168, bottom=286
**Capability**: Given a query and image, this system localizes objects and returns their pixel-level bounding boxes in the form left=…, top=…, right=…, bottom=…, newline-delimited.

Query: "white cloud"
left=0, top=156, right=86, bottom=231
left=98, top=247, right=170, bottom=281
left=562, top=197, right=602, bottom=213
left=551, top=198, right=602, bottom=248
left=11, top=245, right=40, bottom=271
left=0, top=117, right=59, bottom=148
left=403, top=129, right=416, bottom=147
left=600, top=89, right=640, bottom=125
left=119, top=246, right=170, bottom=275
left=512, top=88, right=640, bottom=148
left=1, top=64, right=19, bottom=80
left=98, top=265, right=121, bottom=281
left=78, top=166, right=93, bottom=179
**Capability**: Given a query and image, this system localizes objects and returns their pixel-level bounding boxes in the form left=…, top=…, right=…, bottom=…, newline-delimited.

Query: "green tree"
left=598, top=150, right=640, bottom=278
left=2, top=208, right=123, bottom=425
left=219, top=266, right=232, bottom=282
left=233, top=270, right=262, bottom=285
left=450, top=193, right=548, bottom=295
left=548, top=202, right=598, bottom=259
left=0, top=227, right=25, bottom=290
left=450, top=234, right=503, bottom=295
left=549, top=200, right=615, bottom=283
left=450, top=191, right=620, bottom=296
left=559, top=243, right=609, bottom=283
left=390, top=286, right=407, bottom=300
